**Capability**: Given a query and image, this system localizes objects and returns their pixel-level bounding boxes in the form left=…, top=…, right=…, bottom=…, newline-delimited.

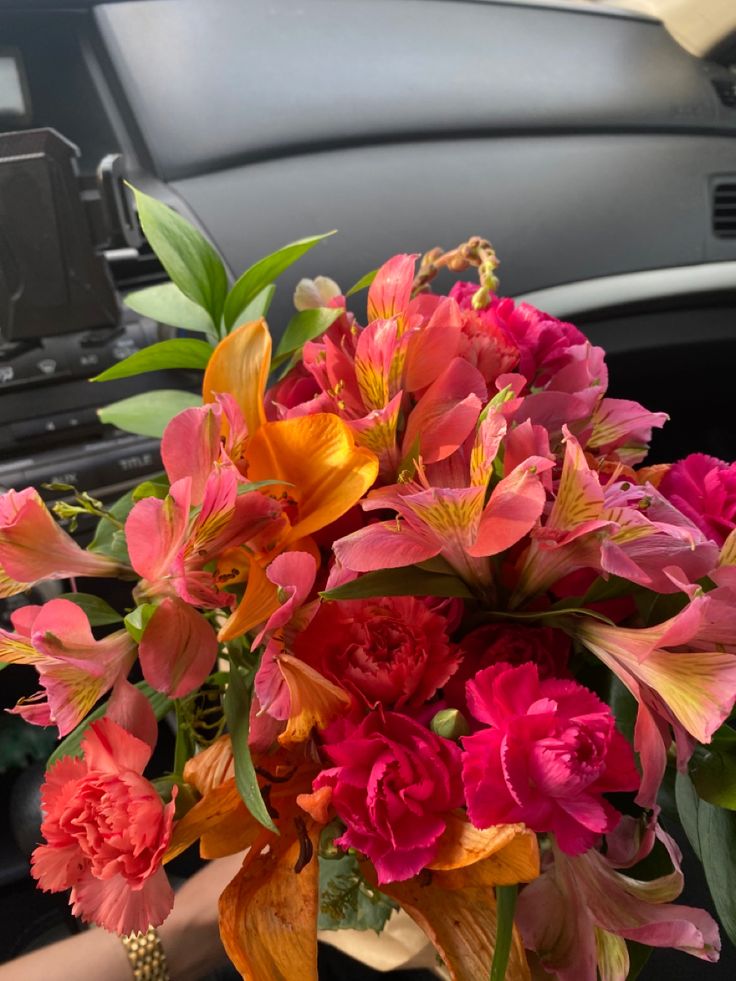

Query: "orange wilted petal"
left=219, top=826, right=320, bottom=981
left=379, top=871, right=531, bottom=981
left=164, top=779, right=246, bottom=863
left=277, top=654, right=351, bottom=745
left=245, top=414, right=379, bottom=543
left=203, top=319, right=271, bottom=436
left=429, top=813, right=539, bottom=885
left=183, top=735, right=234, bottom=796
left=296, top=785, right=333, bottom=825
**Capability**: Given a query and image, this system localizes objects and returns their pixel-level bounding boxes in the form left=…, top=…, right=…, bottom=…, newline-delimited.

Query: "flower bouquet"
left=2, top=187, right=736, bottom=981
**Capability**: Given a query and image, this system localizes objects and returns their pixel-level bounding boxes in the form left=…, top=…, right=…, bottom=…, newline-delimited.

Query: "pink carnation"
left=32, top=718, right=175, bottom=934
left=449, top=284, right=588, bottom=389
left=315, top=710, right=463, bottom=882
left=461, top=662, right=639, bottom=855
left=659, top=453, right=736, bottom=546
left=293, top=596, right=461, bottom=712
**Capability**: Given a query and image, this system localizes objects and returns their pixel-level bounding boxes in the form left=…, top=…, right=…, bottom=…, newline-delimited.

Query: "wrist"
left=157, top=912, right=227, bottom=981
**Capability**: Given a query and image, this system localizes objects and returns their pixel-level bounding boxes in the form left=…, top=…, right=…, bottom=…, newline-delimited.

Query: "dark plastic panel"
left=170, top=133, right=736, bottom=328
left=95, top=0, right=727, bottom=181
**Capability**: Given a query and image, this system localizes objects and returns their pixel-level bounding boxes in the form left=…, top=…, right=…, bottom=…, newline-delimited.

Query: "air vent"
left=713, top=181, right=736, bottom=238
left=106, top=241, right=165, bottom=292
left=713, top=78, right=736, bottom=109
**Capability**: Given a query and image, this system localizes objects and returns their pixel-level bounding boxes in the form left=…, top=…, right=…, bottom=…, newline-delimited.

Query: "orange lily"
left=202, top=318, right=379, bottom=641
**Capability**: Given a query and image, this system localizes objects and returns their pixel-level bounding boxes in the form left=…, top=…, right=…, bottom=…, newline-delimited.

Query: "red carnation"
left=293, top=595, right=461, bottom=712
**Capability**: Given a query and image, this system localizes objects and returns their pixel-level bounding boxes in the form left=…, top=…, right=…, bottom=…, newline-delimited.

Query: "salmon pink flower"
left=517, top=824, right=720, bottom=981
left=462, top=662, right=639, bottom=854
left=0, top=488, right=124, bottom=598
left=314, top=709, right=463, bottom=883
left=32, top=718, right=176, bottom=934
left=334, top=409, right=553, bottom=591
left=571, top=597, right=736, bottom=805
left=293, top=595, right=461, bottom=712
left=659, top=453, right=736, bottom=546
left=127, top=467, right=282, bottom=610
left=0, top=599, right=136, bottom=736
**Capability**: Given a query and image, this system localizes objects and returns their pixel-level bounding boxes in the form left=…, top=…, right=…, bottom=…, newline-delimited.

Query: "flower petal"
left=203, top=318, right=271, bottom=436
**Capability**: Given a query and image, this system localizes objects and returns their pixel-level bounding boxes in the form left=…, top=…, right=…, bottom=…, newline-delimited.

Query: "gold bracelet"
left=121, top=925, right=171, bottom=980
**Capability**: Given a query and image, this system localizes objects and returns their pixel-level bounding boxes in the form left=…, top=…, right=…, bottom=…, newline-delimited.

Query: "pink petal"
left=70, top=866, right=174, bottom=934
left=468, top=456, right=552, bottom=557
left=31, top=844, right=85, bottom=892
left=161, top=402, right=222, bottom=505
left=138, top=597, right=218, bottom=698
left=253, top=551, right=318, bottom=647
left=333, top=520, right=440, bottom=572
left=80, top=717, right=152, bottom=775
left=107, top=677, right=159, bottom=750
left=404, top=296, right=462, bottom=391
left=403, top=359, right=486, bottom=464
left=367, top=253, right=417, bottom=323
left=126, top=478, right=191, bottom=582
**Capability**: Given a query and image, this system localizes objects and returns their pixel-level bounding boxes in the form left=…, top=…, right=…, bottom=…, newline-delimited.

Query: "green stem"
left=490, top=884, right=518, bottom=981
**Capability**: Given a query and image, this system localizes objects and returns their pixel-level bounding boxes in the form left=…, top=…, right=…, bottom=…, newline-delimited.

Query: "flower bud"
left=430, top=707, right=470, bottom=741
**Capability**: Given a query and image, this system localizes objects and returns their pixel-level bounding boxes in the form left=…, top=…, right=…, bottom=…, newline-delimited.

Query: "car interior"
left=1, top=0, right=735, bottom=977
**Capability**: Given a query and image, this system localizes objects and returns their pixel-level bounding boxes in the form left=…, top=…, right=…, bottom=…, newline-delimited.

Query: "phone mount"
left=0, top=128, right=141, bottom=342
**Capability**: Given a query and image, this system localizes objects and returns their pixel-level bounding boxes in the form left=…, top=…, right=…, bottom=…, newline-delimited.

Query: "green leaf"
left=273, top=307, right=342, bottom=361
left=696, top=793, right=736, bottom=945
left=130, top=185, right=229, bottom=325
left=87, top=489, right=137, bottom=563
left=228, top=283, right=276, bottom=328
left=98, top=389, right=202, bottom=438
left=689, top=724, right=736, bottom=809
left=490, top=884, right=518, bottom=981
left=223, top=232, right=336, bottom=330
left=47, top=681, right=172, bottom=768
left=0, top=714, right=58, bottom=773
left=55, top=593, right=123, bottom=626
left=124, top=282, right=216, bottom=336
left=321, top=567, right=473, bottom=601
left=346, top=268, right=378, bottom=297
left=675, top=771, right=736, bottom=946
left=124, top=604, right=157, bottom=643
left=675, top=770, right=702, bottom=861
left=223, top=662, right=277, bottom=833
left=91, top=339, right=212, bottom=382
left=608, top=675, right=638, bottom=745
left=318, top=852, right=397, bottom=933
left=132, top=476, right=169, bottom=502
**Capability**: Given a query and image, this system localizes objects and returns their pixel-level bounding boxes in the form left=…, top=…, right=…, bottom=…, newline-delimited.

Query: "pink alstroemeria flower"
left=517, top=823, right=720, bottom=981
left=126, top=463, right=282, bottom=698
left=291, top=254, right=491, bottom=477
left=334, top=409, right=553, bottom=591
left=127, top=467, right=282, bottom=610
left=0, top=488, right=124, bottom=599
left=514, top=429, right=718, bottom=605
left=32, top=718, right=176, bottom=934
left=570, top=596, right=736, bottom=805
left=0, top=599, right=136, bottom=736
